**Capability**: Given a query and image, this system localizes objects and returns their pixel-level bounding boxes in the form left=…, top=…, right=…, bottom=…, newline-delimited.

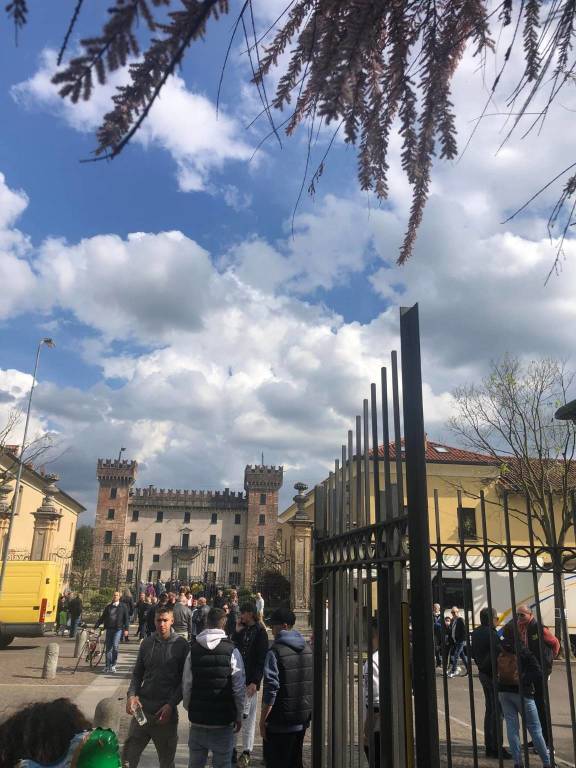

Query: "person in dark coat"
left=213, top=590, right=226, bottom=609
left=448, top=606, right=468, bottom=677
left=95, top=590, right=130, bottom=673
left=471, top=607, right=511, bottom=759
left=135, top=593, right=149, bottom=640
left=231, top=602, right=270, bottom=767
left=121, top=589, right=135, bottom=643
left=498, top=627, right=551, bottom=767
left=68, top=593, right=83, bottom=639
left=260, top=608, right=312, bottom=768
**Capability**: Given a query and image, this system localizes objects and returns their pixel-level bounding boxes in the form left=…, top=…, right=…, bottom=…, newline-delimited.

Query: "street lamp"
left=0, top=338, right=55, bottom=594
left=555, top=399, right=576, bottom=424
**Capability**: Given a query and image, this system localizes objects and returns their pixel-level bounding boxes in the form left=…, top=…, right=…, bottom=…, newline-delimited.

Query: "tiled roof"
left=375, top=441, right=499, bottom=466
left=497, top=457, right=576, bottom=493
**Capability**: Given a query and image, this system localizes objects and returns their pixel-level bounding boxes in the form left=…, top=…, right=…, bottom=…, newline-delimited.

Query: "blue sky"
left=0, top=2, right=575, bottom=517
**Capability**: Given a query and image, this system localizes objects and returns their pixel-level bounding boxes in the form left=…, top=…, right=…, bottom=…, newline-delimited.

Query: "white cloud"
left=12, top=50, right=253, bottom=195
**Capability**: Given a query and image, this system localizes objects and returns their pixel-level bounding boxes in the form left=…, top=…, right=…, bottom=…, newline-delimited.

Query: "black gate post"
left=400, top=304, right=440, bottom=768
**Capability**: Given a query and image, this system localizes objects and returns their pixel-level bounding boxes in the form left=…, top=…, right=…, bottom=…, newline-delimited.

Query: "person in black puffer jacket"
left=260, top=608, right=312, bottom=768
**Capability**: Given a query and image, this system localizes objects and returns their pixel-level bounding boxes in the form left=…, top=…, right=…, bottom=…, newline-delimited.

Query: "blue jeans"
left=450, top=641, right=468, bottom=673
left=188, top=724, right=235, bottom=768
left=499, top=692, right=550, bottom=766
left=69, top=617, right=81, bottom=638
left=105, top=628, right=122, bottom=668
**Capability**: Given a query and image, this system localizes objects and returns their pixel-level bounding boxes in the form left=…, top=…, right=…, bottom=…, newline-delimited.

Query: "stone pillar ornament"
left=289, top=482, right=313, bottom=629
left=31, top=474, right=62, bottom=561
left=0, top=480, right=13, bottom=559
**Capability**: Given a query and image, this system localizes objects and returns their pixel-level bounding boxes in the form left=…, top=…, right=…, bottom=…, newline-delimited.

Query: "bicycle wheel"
left=90, top=643, right=105, bottom=668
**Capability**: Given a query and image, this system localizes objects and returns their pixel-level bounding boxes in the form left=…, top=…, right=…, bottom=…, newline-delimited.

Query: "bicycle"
left=73, top=629, right=105, bottom=673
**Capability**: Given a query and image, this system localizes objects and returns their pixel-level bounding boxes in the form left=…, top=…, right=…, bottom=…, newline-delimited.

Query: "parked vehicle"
left=0, top=561, right=61, bottom=648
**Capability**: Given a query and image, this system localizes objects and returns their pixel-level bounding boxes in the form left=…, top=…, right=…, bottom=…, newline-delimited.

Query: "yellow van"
left=0, top=561, right=61, bottom=648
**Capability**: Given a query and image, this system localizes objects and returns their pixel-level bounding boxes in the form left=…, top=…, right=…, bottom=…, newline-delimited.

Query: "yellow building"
left=0, top=448, right=86, bottom=586
left=279, top=440, right=560, bottom=559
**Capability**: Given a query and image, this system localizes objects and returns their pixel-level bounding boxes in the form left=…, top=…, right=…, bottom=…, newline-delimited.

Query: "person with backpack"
left=515, top=604, right=560, bottom=748
left=497, top=625, right=551, bottom=768
left=471, top=607, right=511, bottom=760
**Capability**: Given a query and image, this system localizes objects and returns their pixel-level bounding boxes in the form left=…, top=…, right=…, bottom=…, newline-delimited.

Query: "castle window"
left=259, top=514, right=265, bottom=526
left=132, top=510, right=139, bottom=522
left=260, top=493, right=266, bottom=505
left=232, top=556, right=239, bottom=564
left=209, top=535, right=216, bottom=549
left=154, top=533, right=162, bottom=548
left=208, top=555, right=215, bottom=564
left=156, top=510, right=163, bottom=523
left=211, top=512, right=217, bottom=524
left=100, top=569, right=109, bottom=587
left=235, top=513, right=241, bottom=525
left=128, top=553, right=135, bottom=562
left=104, top=530, right=112, bottom=545
left=102, top=552, right=110, bottom=561
left=233, top=535, right=240, bottom=549
left=228, top=572, right=241, bottom=586
left=129, top=532, right=137, bottom=546
left=107, top=509, right=115, bottom=520
left=258, top=535, right=265, bottom=550
left=181, top=533, right=190, bottom=548
left=126, top=569, right=133, bottom=582
left=184, top=511, right=191, bottom=524
left=148, top=569, right=161, bottom=582
left=110, top=488, right=117, bottom=499
left=153, top=554, right=160, bottom=563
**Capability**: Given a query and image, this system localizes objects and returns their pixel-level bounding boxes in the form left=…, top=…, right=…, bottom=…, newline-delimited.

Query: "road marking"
left=0, top=683, right=87, bottom=687
left=438, top=708, right=576, bottom=768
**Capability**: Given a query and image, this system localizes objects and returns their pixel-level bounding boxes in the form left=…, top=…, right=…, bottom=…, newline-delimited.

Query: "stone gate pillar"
left=289, top=482, right=313, bottom=630
left=0, top=480, right=13, bottom=559
left=31, top=475, right=62, bottom=561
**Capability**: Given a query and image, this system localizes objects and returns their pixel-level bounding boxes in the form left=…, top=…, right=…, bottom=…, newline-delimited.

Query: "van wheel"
left=0, top=634, right=14, bottom=649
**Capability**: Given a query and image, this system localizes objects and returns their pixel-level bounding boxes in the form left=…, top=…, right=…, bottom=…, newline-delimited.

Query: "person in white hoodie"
left=183, top=607, right=246, bottom=768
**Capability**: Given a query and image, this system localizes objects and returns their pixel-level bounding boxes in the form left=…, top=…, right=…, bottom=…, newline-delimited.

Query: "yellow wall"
left=279, top=460, right=558, bottom=554
left=1, top=453, right=85, bottom=585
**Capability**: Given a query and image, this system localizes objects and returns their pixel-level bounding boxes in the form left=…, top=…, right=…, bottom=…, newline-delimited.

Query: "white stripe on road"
left=438, top=708, right=576, bottom=768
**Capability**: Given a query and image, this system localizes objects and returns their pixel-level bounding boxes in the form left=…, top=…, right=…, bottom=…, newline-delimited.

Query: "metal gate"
left=311, top=303, right=576, bottom=767
left=312, top=304, right=438, bottom=768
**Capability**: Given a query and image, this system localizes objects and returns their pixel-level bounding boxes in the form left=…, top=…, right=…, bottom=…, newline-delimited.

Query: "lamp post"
left=0, top=338, right=55, bottom=594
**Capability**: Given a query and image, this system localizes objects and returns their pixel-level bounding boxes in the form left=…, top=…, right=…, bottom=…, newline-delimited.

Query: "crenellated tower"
left=243, top=465, right=283, bottom=583
left=93, top=458, right=137, bottom=587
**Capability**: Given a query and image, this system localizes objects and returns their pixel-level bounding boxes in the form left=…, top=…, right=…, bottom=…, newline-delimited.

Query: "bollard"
left=94, top=697, right=120, bottom=733
left=42, top=642, right=59, bottom=679
left=74, top=628, right=87, bottom=658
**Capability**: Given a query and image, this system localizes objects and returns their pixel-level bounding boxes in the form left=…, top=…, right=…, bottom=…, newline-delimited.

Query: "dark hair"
left=239, top=601, right=257, bottom=617
left=207, top=607, right=226, bottom=628
left=479, top=607, right=497, bottom=626
left=158, top=593, right=168, bottom=605
left=0, top=698, right=91, bottom=767
left=155, top=603, right=173, bottom=616
left=269, top=607, right=295, bottom=627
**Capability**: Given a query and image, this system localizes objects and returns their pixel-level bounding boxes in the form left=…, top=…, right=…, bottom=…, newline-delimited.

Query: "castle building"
left=93, top=458, right=283, bottom=590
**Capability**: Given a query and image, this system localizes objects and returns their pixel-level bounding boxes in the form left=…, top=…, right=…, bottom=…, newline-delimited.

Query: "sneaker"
left=447, top=671, right=456, bottom=678
left=238, top=752, right=251, bottom=768
left=103, top=667, right=110, bottom=673
left=110, top=666, right=117, bottom=673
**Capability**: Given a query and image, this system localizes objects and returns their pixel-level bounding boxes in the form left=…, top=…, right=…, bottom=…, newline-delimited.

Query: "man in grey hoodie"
left=260, top=608, right=313, bottom=768
left=183, top=607, right=246, bottom=768
left=123, top=604, right=189, bottom=768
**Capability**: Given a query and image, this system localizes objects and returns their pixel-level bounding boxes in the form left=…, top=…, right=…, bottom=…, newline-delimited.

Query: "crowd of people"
left=432, top=602, right=561, bottom=768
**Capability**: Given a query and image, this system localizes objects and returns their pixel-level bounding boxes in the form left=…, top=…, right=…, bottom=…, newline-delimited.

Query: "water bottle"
left=243, top=697, right=251, bottom=719
left=131, top=700, right=147, bottom=726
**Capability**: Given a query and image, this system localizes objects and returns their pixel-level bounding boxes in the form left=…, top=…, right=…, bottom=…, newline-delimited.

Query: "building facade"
left=0, top=448, right=86, bottom=586
left=93, top=457, right=283, bottom=589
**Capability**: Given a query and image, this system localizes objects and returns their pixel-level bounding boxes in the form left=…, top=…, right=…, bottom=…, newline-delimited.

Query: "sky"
left=0, top=2, right=575, bottom=519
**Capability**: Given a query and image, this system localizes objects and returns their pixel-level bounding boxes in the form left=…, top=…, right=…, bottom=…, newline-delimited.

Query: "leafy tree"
left=71, top=524, right=94, bottom=591
left=449, top=356, right=576, bottom=642
left=6, top=1, right=576, bottom=263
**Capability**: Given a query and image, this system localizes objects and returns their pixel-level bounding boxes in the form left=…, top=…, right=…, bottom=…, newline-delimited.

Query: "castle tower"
left=93, top=458, right=137, bottom=587
left=243, top=465, right=283, bottom=584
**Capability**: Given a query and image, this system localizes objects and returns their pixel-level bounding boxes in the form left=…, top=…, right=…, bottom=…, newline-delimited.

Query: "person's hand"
left=124, top=630, right=129, bottom=638
left=127, top=695, right=140, bottom=716
left=246, top=683, right=257, bottom=698
left=234, top=720, right=242, bottom=734
left=259, top=719, right=267, bottom=740
left=155, top=704, right=172, bottom=724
